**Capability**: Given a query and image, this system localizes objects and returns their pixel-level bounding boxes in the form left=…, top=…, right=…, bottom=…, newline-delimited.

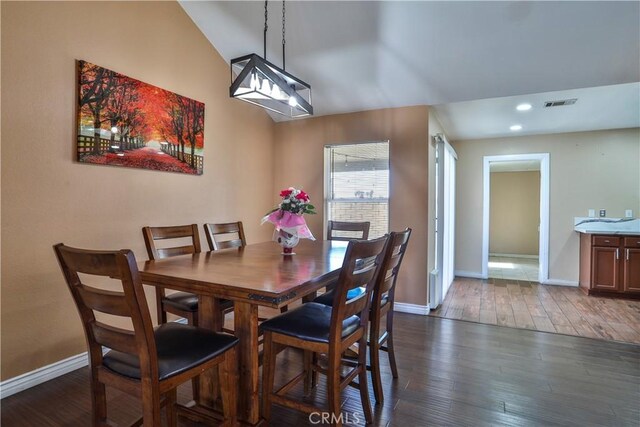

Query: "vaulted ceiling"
left=181, top=1, right=640, bottom=139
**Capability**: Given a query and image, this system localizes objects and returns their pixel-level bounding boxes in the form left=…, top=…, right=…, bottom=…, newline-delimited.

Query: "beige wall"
left=273, top=107, right=430, bottom=305
left=453, top=128, right=640, bottom=282
left=1, top=1, right=275, bottom=380
left=489, top=171, right=540, bottom=255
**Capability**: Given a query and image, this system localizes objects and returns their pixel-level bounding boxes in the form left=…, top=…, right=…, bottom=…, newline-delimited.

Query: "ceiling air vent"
left=544, top=98, right=577, bottom=108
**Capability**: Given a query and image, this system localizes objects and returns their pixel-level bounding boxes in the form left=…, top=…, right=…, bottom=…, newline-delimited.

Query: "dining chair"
left=142, top=224, right=235, bottom=328
left=312, top=228, right=412, bottom=404
left=327, top=220, right=370, bottom=241
left=322, top=220, right=372, bottom=302
left=204, top=221, right=292, bottom=317
left=203, top=221, right=246, bottom=251
left=260, top=235, right=389, bottom=426
left=53, top=243, right=238, bottom=427
left=142, top=224, right=234, bottom=401
left=142, top=224, right=203, bottom=326
left=367, top=228, right=411, bottom=403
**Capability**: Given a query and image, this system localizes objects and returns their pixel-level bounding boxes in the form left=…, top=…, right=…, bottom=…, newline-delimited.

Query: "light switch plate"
left=625, top=209, right=633, bottom=218
left=588, top=209, right=595, bottom=217
left=599, top=209, right=606, bottom=217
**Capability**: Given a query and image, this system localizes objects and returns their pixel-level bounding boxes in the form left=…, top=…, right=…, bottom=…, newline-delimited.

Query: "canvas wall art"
left=77, top=60, right=204, bottom=175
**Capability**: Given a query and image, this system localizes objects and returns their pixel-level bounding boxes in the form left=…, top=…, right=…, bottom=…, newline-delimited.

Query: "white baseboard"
left=454, top=270, right=485, bottom=279
left=490, top=253, right=539, bottom=259
left=0, top=300, right=441, bottom=400
left=0, top=319, right=189, bottom=400
left=0, top=351, right=90, bottom=399
left=542, top=279, right=579, bottom=287
left=394, top=302, right=430, bottom=315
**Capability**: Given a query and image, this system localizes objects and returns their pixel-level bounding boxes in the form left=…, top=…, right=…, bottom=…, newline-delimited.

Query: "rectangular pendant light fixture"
left=230, top=53, right=312, bottom=118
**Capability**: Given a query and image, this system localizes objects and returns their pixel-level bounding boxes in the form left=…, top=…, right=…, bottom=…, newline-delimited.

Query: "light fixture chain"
left=263, top=0, right=268, bottom=59
left=282, top=0, right=286, bottom=70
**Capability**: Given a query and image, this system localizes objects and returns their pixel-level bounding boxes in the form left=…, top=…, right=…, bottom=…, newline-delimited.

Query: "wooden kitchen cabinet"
left=622, top=237, right=640, bottom=292
left=591, top=246, right=619, bottom=291
left=579, top=233, right=640, bottom=297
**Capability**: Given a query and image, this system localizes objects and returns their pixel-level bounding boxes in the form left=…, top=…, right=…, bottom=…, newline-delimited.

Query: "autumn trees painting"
left=77, top=60, right=204, bottom=174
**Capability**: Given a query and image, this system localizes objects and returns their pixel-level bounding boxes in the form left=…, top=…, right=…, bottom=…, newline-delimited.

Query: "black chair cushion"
left=313, top=287, right=388, bottom=308
left=163, top=292, right=233, bottom=312
left=312, top=291, right=335, bottom=306
left=259, top=302, right=361, bottom=343
left=313, top=286, right=365, bottom=306
left=102, top=323, right=238, bottom=381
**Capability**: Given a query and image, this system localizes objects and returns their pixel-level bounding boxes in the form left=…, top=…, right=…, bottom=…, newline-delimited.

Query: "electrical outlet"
left=588, top=209, right=595, bottom=217
left=625, top=210, right=633, bottom=218
left=599, top=209, right=606, bottom=217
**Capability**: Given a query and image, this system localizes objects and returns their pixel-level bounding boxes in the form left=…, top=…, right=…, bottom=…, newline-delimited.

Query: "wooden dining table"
left=139, top=239, right=348, bottom=425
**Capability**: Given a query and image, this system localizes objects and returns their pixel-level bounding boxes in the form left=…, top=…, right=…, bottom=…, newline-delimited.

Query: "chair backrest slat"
left=54, top=243, right=159, bottom=381
left=330, top=236, right=388, bottom=336
left=142, top=224, right=201, bottom=260
left=372, top=228, right=412, bottom=310
left=327, top=220, right=370, bottom=241
left=342, top=282, right=373, bottom=319
left=58, top=250, right=122, bottom=278
left=156, top=245, right=197, bottom=259
left=78, top=285, right=131, bottom=317
left=213, top=239, right=243, bottom=250
left=147, top=224, right=198, bottom=239
left=91, top=322, right=138, bottom=354
left=378, top=250, right=403, bottom=294
left=204, top=222, right=246, bottom=251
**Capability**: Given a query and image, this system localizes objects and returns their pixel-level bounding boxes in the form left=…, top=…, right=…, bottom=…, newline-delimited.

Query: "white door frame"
left=433, top=134, right=457, bottom=308
left=482, top=153, right=550, bottom=283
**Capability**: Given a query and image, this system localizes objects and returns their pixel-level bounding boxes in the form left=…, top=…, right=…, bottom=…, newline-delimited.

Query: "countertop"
left=575, top=230, right=640, bottom=236
left=574, top=217, right=640, bottom=236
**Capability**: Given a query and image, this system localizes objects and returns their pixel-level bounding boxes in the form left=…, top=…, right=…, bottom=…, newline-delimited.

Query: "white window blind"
left=325, top=141, right=390, bottom=239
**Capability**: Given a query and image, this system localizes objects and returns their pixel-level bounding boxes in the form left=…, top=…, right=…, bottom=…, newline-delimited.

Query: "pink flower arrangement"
left=262, top=187, right=316, bottom=241
left=273, top=187, right=316, bottom=215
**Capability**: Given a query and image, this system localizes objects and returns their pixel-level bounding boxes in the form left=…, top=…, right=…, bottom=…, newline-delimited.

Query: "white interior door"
left=433, top=135, right=457, bottom=308
left=442, top=143, right=456, bottom=297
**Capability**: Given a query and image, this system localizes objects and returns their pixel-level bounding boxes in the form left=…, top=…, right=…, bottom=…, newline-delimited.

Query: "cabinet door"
left=592, top=247, right=619, bottom=291
left=623, top=247, right=640, bottom=293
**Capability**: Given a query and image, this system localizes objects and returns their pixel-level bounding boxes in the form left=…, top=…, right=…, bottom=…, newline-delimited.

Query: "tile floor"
left=431, top=277, right=640, bottom=345
left=488, top=255, right=539, bottom=281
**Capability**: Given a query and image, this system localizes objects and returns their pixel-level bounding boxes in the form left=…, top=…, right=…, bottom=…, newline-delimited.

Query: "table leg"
left=198, top=295, right=221, bottom=408
left=302, top=290, right=318, bottom=303
left=234, top=301, right=260, bottom=424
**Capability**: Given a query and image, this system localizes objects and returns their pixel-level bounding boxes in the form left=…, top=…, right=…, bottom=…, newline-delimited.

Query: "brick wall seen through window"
left=325, top=142, right=389, bottom=238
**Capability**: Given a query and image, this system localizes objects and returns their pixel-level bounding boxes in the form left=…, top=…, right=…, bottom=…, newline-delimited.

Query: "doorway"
left=482, top=153, right=549, bottom=283
left=488, top=165, right=540, bottom=281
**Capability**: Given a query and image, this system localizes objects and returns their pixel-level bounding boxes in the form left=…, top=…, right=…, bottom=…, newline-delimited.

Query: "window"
left=324, top=141, right=389, bottom=239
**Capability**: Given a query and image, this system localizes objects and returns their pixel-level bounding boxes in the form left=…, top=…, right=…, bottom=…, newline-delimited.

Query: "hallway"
left=488, top=255, right=539, bottom=281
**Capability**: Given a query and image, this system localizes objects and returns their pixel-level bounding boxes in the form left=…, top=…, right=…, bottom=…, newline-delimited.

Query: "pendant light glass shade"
left=230, top=54, right=313, bottom=118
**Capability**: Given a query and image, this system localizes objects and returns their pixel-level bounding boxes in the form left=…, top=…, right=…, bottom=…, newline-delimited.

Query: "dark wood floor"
left=2, top=314, right=639, bottom=426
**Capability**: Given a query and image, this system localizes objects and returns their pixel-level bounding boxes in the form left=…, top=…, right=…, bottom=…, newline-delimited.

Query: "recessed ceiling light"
left=516, top=103, right=532, bottom=111
left=510, top=124, right=523, bottom=131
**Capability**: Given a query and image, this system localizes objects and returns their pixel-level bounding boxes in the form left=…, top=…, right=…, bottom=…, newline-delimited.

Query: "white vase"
left=276, top=229, right=299, bottom=255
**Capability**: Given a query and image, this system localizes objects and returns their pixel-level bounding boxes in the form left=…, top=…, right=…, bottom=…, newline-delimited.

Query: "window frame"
left=323, top=141, right=390, bottom=239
